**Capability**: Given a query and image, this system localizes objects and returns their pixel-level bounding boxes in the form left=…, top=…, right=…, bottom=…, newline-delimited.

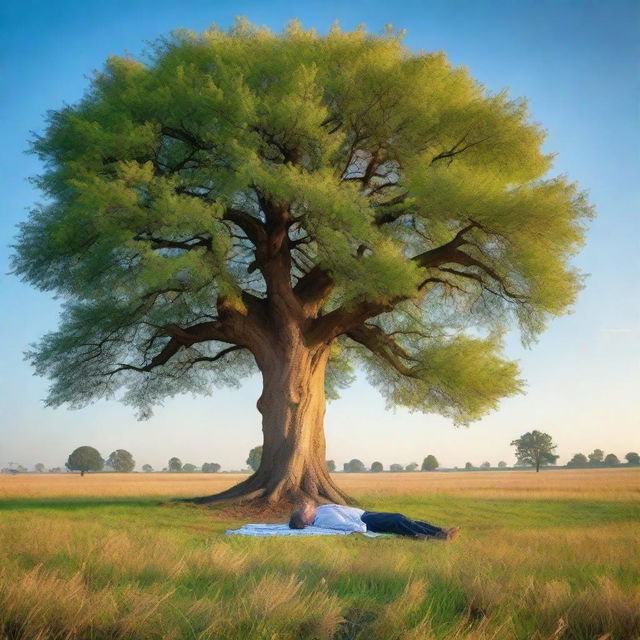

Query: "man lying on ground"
left=288, top=501, right=460, bottom=541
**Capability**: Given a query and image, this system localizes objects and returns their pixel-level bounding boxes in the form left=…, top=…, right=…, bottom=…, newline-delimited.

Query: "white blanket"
left=225, top=523, right=387, bottom=537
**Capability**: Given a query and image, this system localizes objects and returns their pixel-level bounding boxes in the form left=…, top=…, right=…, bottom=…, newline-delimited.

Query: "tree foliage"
left=390, top=463, right=403, bottom=472
left=588, top=449, right=604, bottom=465
left=202, top=462, right=221, bottom=472
left=510, top=430, right=558, bottom=472
left=326, top=460, right=336, bottom=472
left=66, top=446, right=104, bottom=476
left=142, top=463, right=153, bottom=472
left=168, top=456, right=182, bottom=472
left=421, top=454, right=439, bottom=471
left=246, top=446, right=262, bottom=471
left=405, top=462, right=418, bottom=472
left=370, top=461, right=383, bottom=472
left=182, top=463, right=197, bottom=472
left=625, top=452, right=639, bottom=465
left=107, top=448, right=135, bottom=472
left=566, top=453, right=588, bottom=468
left=604, top=453, right=619, bottom=466
left=11, top=19, right=593, bottom=428
left=343, top=459, right=365, bottom=473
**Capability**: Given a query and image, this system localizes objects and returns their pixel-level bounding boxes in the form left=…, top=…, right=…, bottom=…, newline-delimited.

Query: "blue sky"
left=1, top=0, right=638, bottom=471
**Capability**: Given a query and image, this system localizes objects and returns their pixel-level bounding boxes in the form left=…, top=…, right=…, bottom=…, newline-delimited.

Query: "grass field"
left=1, top=469, right=638, bottom=640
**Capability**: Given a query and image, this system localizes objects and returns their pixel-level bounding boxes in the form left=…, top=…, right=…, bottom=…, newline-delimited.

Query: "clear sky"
left=1, top=0, right=638, bottom=471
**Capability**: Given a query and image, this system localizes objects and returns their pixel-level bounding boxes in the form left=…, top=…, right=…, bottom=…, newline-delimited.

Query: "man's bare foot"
left=445, top=526, right=461, bottom=542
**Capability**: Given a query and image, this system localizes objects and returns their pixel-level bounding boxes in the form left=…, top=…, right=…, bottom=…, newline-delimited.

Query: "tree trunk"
left=188, top=334, right=354, bottom=507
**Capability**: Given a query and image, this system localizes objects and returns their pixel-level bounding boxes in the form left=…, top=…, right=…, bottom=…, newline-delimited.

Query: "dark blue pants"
left=361, top=511, right=444, bottom=537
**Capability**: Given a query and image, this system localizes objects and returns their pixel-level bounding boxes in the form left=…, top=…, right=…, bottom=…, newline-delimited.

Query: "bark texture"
left=190, top=329, right=352, bottom=506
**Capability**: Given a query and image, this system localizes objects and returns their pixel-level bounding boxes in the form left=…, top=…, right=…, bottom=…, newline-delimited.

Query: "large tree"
left=12, top=20, right=592, bottom=506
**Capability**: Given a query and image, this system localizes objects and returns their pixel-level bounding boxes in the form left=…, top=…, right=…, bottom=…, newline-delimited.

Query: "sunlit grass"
left=0, top=469, right=638, bottom=639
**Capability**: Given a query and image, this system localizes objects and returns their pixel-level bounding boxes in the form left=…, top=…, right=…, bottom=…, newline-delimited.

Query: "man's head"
left=288, top=501, right=317, bottom=529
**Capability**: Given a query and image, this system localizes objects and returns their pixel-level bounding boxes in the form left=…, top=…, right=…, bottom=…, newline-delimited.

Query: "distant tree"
left=182, top=463, right=197, bottom=473
left=15, top=465, right=27, bottom=473
left=34, top=463, right=45, bottom=473
left=604, top=453, right=620, bottom=467
left=66, top=446, right=104, bottom=477
left=107, top=449, right=135, bottom=472
left=480, top=461, right=491, bottom=469
left=168, top=457, right=182, bottom=472
left=625, top=452, right=640, bottom=466
left=498, top=461, right=508, bottom=468
left=344, top=459, right=366, bottom=473
left=566, top=453, right=588, bottom=468
left=202, top=462, right=221, bottom=473
left=390, top=463, right=404, bottom=472
left=48, top=467, right=63, bottom=473
left=421, top=455, right=439, bottom=471
left=142, top=464, right=153, bottom=472
left=405, top=462, right=419, bottom=472
left=588, top=449, right=604, bottom=466
left=464, top=462, right=474, bottom=470
left=326, top=460, right=336, bottom=473
left=246, top=446, right=263, bottom=472
left=510, top=430, right=559, bottom=472
left=371, top=461, right=384, bottom=472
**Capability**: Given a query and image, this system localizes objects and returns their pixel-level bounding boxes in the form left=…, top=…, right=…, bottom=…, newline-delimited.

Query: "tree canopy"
left=12, top=19, right=592, bottom=426
left=510, top=430, right=558, bottom=472
left=421, top=454, right=439, bottom=471
left=246, top=446, right=262, bottom=472
left=107, top=448, right=135, bottom=472
left=66, top=446, right=104, bottom=476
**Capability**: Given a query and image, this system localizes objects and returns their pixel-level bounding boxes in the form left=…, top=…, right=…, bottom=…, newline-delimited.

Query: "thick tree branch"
left=346, top=323, right=421, bottom=378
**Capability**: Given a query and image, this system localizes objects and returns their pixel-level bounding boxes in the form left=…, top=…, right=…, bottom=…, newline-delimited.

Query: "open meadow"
left=1, top=469, right=638, bottom=640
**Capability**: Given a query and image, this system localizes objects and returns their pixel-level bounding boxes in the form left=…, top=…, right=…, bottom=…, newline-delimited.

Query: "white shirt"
left=312, top=504, right=367, bottom=533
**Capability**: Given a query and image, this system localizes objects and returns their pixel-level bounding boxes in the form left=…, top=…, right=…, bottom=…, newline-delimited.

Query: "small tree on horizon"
left=421, top=455, right=439, bottom=471
left=510, top=430, right=558, bottom=472
left=405, top=462, right=419, bottom=472
left=107, top=449, right=135, bottom=472
left=182, top=463, right=197, bottom=473
left=625, top=452, right=639, bottom=466
left=390, top=463, right=404, bottom=472
left=246, top=446, right=263, bottom=472
left=202, top=462, right=221, bottom=473
left=168, top=457, right=182, bottom=472
left=566, top=453, right=588, bottom=468
left=66, top=446, right=104, bottom=477
left=371, top=461, right=383, bottom=472
left=480, top=461, right=491, bottom=469
left=142, top=464, right=153, bottom=472
left=344, top=459, right=366, bottom=473
left=326, top=460, right=336, bottom=473
left=588, top=449, right=604, bottom=466
left=464, top=462, right=474, bottom=470
left=34, top=463, right=45, bottom=473
left=498, top=461, right=507, bottom=468
left=604, top=453, right=620, bottom=466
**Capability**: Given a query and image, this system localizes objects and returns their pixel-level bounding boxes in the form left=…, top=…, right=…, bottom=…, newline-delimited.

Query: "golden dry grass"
left=1, top=468, right=639, bottom=639
left=1, top=467, right=638, bottom=500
